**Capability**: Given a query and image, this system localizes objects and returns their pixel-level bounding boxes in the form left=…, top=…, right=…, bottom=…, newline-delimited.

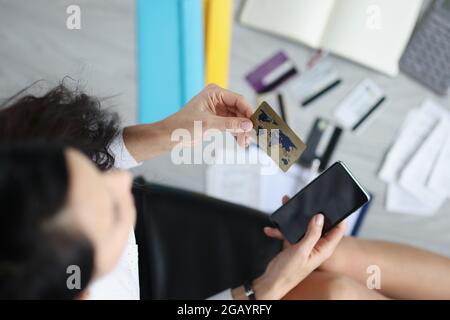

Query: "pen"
left=306, top=49, right=329, bottom=69
left=277, top=93, right=287, bottom=122
left=351, top=96, right=386, bottom=131
left=301, top=79, right=342, bottom=107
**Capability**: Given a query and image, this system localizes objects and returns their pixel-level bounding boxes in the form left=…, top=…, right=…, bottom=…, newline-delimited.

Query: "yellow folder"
left=204, top=0, right=232, bottom=88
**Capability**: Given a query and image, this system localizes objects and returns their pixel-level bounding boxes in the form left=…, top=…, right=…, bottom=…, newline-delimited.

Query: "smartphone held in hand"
left=271, top=161, right=370, bottom=244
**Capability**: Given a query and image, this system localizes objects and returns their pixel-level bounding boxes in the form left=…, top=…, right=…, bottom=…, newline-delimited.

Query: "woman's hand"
left=233, top=196, right=346, bottom=300
left=123, top=84, right=254, bottom=162
left=164, top=84, right=254, bottom=147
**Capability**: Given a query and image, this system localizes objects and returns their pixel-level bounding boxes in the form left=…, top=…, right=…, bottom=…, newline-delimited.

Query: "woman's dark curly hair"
left=0, top=83, right=121, bottom=170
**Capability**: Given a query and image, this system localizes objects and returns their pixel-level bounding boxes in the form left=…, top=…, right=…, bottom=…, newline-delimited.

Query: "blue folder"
left=137, top=0, right=204, bottom=123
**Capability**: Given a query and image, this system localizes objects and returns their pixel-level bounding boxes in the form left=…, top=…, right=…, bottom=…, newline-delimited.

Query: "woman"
left=0, top=82, right=278, bottom=299
left=1, top=83, right=450, bottom=299
left=0, top=143, right=345, bottom=299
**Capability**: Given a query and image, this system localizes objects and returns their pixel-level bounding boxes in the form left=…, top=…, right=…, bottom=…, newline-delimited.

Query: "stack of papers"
left=379, top=100, right=450, bottom=215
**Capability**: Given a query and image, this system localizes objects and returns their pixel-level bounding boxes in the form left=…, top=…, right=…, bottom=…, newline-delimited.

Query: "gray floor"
left=1, top=0, right=449, bottom=257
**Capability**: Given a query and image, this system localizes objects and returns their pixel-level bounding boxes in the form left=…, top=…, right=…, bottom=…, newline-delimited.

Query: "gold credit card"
left=250, top=101, right=306, bottom=172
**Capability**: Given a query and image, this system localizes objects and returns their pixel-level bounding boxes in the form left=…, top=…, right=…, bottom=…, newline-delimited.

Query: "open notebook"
left=240, top=0, right=423, bottom=76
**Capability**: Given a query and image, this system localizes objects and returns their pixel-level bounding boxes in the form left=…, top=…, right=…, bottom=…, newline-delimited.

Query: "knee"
left=322, top=274, right=361, bottom=300
left=319, top=236, right=352, bottom=273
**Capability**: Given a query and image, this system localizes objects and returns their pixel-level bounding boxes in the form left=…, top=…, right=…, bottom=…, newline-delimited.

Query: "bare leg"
left=283, top=271, right=388, bottom=300
left=320, top=237, right=450, bottom=299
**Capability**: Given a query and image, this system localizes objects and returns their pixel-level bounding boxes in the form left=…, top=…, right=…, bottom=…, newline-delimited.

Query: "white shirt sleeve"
left=109, top=130, right=142, bottom=169
left=207, top=289, right=233, bottom=300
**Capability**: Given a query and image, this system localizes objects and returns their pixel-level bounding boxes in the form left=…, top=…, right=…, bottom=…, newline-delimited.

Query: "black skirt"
left=132, top=177, right=282, bottom=299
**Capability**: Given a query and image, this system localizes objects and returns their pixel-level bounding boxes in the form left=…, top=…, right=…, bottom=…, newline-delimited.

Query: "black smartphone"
left=271, top=161, right=370, bottom=244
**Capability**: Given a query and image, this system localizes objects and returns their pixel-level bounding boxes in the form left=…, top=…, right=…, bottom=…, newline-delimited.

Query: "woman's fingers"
left=264, top=227, right=284, bottom=240
left=228, top=130, right=250, bottom=148
left=261, top=197, right=291, bottom=242
left=324, top=220, right=347, bottom=242
left=207, top=115, right=253, bottom=133
left=264, top=227, right=290, bottom=249
left=200, top=85, right=254, bottom=143
left=267, top=197, right=345, bottom=267
left=212, top=85, right=254, bottom=118
left=236, top=132, right=247, bottom=148
left=310, top=221, right=346, bottom=265
left=294, top=214, right=324, bottom=255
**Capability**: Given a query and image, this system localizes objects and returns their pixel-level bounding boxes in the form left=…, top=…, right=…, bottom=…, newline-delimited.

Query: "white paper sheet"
left=205, top=145, right=309, bottom=212
left=398, top=117, right=449, bottom=211
left=334, top=79, right=385, bottom=130
left=379, top=99, right=449, bottom=215
left=386, top=183, right=436, bottom=216
left=427, top=133, right=450, bottom=197
left=379, top=100, right=447, bottom=182
left=260, top=163, right=310, bottom=213
left=205, top=163, right=261, bottom=210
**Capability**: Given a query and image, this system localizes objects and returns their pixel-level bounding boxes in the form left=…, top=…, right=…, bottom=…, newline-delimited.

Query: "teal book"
left=137, top=0, right=204, bottom=124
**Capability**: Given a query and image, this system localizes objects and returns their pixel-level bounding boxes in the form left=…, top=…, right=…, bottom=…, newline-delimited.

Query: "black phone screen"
left=271, top=161, right=369, bottom=244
